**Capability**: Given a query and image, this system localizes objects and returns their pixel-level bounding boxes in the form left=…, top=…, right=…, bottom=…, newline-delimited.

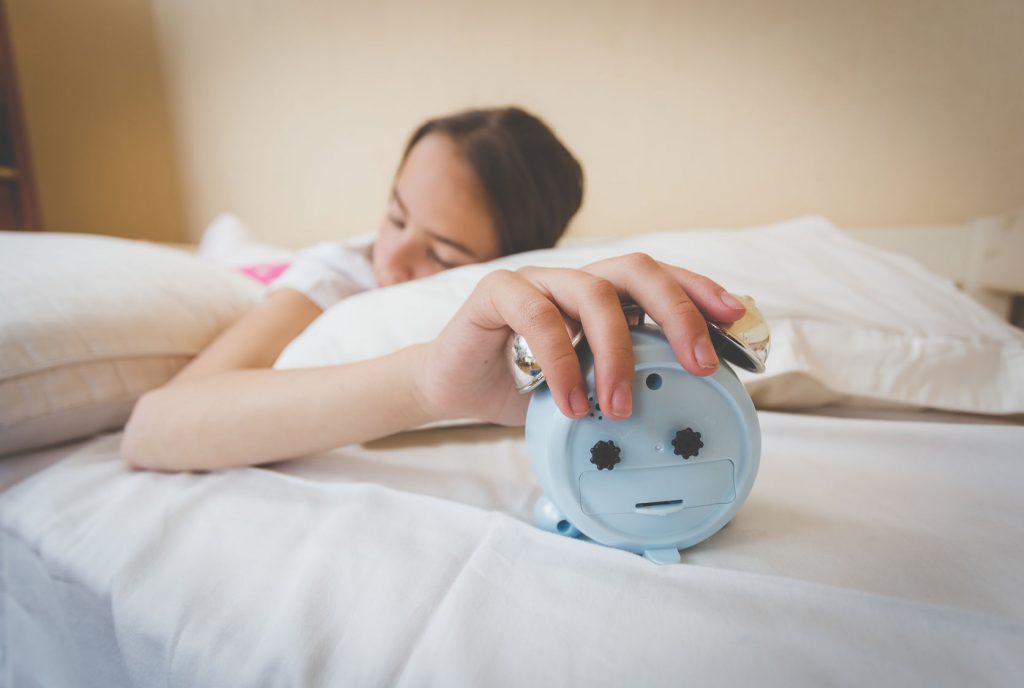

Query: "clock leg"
left=643, top=548, right=682, bottom=565
left=533, top=495, right=580, bottom=538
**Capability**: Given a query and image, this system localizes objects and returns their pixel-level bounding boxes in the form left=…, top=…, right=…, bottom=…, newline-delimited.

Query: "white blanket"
left=2, top=411, right=1022, bottom=687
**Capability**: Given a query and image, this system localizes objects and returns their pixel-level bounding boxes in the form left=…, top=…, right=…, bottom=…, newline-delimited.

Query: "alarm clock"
left=510, top=298, right=770, bottom=564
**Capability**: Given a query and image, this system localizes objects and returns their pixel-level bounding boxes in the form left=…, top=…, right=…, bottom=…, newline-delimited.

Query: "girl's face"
left=372, top=133, right=500, bottom=287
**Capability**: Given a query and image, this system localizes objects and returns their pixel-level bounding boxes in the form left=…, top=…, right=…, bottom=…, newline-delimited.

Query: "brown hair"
left=402, top=106, right=584, bottom=256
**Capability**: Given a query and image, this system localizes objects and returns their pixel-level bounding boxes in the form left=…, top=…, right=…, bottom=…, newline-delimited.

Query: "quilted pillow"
left=0, top=232, right=262, bottom=455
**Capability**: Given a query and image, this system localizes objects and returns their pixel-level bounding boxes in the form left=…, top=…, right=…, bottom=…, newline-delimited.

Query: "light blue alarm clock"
left=511, top=299, right=770, bottom=564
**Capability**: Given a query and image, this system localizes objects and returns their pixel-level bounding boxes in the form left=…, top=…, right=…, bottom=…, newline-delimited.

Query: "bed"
left=2, top=215, right=1023, bottom=686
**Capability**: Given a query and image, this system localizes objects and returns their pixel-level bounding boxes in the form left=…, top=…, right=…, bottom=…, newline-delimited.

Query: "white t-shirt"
left=267, top=237, right=379, bottom=311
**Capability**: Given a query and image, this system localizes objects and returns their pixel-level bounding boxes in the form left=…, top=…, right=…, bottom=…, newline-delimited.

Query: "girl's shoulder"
left=268, top=235, right=378, bottom=311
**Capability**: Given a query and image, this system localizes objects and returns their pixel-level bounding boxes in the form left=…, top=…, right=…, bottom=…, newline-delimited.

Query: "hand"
left=412, top=253, right=748, bottom=427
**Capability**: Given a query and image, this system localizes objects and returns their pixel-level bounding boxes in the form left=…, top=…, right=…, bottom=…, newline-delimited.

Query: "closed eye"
left=428, top=249, right=457, bottom=269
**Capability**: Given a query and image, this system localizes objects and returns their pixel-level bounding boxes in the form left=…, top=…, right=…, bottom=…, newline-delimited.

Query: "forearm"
left=121, top=345, right=432, bottom=471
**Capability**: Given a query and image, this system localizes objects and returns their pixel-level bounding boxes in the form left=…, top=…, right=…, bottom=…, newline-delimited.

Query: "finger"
left=581, top=253, right=721, bottom=377
left=654, top=261, right=746, bottom=324
left=516, top=267, right=635, bottom=420
left=469, top=270, right=588, bottom=419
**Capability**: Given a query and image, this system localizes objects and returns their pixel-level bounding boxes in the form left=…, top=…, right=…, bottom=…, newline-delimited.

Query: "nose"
left=386, top=228, right=428, bottom=283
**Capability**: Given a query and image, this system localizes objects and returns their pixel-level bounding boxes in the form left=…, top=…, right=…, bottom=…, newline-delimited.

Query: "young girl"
left=122, top=106, right=746, bottom=471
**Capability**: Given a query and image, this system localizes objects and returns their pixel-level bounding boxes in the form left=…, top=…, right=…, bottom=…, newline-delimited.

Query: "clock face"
left=559, top=363, right=747, bottom=544
left=526, top=325, right=761, bottom=553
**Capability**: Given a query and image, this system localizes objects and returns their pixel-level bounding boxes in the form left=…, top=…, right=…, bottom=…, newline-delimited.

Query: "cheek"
left=416, top=263, right=445, bottom=279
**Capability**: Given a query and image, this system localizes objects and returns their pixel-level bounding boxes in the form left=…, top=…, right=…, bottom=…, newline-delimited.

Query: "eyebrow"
left=392, top=187, right=478, bottom=259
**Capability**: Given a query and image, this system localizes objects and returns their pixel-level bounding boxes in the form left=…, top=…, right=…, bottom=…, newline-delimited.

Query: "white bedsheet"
left=2, top=411, right=1022, bottom=687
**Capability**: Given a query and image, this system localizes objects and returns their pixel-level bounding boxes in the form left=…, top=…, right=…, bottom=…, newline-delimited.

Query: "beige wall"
left=12, top=0, right=1024, bottom=246
left=7, top=0, right=185, bottom=241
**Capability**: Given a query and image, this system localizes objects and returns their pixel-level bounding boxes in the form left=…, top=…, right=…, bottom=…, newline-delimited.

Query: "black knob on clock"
left=672, top=428, right=703, bottom=459
left=589, top=440, right=621, bottom=470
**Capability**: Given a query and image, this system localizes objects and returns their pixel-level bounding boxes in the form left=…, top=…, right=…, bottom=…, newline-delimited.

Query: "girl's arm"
left=123, top=254, right=746, bottom=472
left=167, top=288, right=323, bottom=384
left=121, top=287, right=385, bottom=470
left=121, top=344, right=431, bottom=471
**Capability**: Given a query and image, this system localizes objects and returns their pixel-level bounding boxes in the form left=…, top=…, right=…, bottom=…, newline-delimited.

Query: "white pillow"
left=0, top=232, right=263, bottom=455
left=276, top=216, right=1024, bottom=417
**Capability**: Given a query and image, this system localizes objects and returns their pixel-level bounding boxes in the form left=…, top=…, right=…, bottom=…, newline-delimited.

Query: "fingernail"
left=721, top=292, right=745, bottom=310
left=612, top=383, right=632, bottom=417
left=695, top=338, right=719, bottom=369
left=569, top=386, right=590, bottom=417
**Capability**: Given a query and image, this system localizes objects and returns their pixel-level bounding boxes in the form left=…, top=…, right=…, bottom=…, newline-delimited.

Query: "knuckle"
left=546, top=346, right=582, bottom=371
left=679, top=267, right=722, bottom=294
left=693, top=273, right=719, bottom=291
left=602, top=341, right=636, bottom=359
left=521, top=296, right=559, bottom=330
left=622, top=252, right=657, bottom=271
left=602, top=343, right=637, bottom=371
left=580, top=276, right=618, bottom=302
left=481, top=268, right=515, bottom=288
left=514, top=265, right=540, bottom=278
left=666, top=298, right=703, bottom=324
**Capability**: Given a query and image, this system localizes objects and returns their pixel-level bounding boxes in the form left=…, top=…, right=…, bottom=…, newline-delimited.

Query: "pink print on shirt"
left=236, top=262, right=292, bottom=285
